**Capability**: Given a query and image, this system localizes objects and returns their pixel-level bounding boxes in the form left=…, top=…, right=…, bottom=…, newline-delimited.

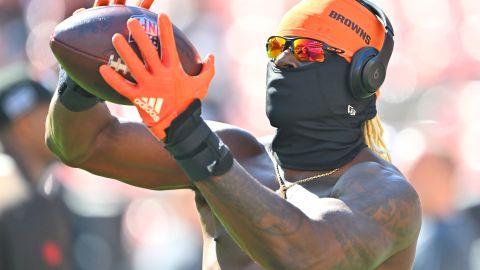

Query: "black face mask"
left=266, top=55, right=377, bottom=171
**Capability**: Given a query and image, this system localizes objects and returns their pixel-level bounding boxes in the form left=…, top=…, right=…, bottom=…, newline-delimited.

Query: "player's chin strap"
left=164, top=99, right=233, bottom=181
left=57, top=67, right=103, bottom=112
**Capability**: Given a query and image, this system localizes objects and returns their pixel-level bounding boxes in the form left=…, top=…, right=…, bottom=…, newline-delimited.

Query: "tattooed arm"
left=194, top=143, right=421, bottom=269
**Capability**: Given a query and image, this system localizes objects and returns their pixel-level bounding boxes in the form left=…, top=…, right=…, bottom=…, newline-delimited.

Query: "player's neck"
left=280, top=148, right=375, bottom=182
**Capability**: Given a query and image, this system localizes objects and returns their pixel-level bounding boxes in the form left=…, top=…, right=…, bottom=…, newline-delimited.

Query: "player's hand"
left=74, top=0, right=154, bottom=15
left=99, top=14, right=215, bottom=140
left=93, top=0, right=154, bottom=9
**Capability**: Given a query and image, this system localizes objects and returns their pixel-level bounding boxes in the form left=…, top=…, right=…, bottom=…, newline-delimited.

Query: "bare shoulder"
left=332, top=161, right=422, bottom=250
left=207, top=120, right=267, bottom=160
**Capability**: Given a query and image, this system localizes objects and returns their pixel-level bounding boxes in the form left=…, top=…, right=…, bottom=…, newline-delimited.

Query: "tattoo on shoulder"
left=326, top=164, right=421, bottom=266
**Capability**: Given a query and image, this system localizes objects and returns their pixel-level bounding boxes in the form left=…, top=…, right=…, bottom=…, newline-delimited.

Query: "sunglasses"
left=266, top=36, right=345, bottom=62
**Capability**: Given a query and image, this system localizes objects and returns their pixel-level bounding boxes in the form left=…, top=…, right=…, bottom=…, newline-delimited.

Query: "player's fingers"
left=199, top=53, right=215, bottom=79
left=94, top=0, right=109, bottom=7
left=139, top=0, right=154, bottom=9
left=157, top=14, right=181, bottom=67
left=127, top=19, right=162, bottom=71
left=194, top=54, right=215, bottom=99
left=112, top=33, right=148, bottom=78
left=112, top=0, right=126, bottom=5
left=99, top=65, right=137, bottom=98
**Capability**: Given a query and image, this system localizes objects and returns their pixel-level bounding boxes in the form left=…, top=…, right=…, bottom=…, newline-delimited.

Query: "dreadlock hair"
left=363, top=115, right=391, bottom=162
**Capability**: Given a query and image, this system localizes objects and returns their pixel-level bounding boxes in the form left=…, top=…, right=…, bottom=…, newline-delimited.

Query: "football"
left=50, top=5, right=202, bottom=105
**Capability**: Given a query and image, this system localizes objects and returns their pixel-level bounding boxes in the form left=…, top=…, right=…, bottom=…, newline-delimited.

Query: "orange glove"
left=93, top=0, right=154, bottom=9
left=74, top=0, right=154, bottom=14
left=99, top=14, right=215, bottom=140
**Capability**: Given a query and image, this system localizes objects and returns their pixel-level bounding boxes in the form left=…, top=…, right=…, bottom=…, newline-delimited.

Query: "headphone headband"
left=357, top=0, right=394, bottom=36
left=359, top=0, right=394, bottom=66
left=349, top=0, right=395, bottom=99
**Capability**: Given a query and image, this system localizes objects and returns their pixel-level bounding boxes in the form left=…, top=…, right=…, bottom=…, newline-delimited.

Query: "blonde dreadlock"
left=363, top=115, right=391, bottom=162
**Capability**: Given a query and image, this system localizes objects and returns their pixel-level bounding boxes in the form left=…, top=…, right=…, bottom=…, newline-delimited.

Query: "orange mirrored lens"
left=293, top=39, right=325, bottom=62
left=267, top=37, right=328, bottom=62
left=267, top=37, right=286, bottom=59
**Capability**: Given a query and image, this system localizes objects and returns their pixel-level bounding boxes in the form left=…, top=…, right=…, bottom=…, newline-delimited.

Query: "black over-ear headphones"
left=349, top=0, right=395, bottom=100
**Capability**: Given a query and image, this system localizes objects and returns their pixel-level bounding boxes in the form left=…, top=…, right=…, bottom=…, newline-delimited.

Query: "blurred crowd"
left=0, top=0, right=479, bottom=269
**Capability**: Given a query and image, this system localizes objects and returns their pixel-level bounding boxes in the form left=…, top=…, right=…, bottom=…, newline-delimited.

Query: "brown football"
left=50, top=5, right=202, bottom=105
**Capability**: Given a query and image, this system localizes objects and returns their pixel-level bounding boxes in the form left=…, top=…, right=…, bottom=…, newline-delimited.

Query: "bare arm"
left=194, top=159, right=421, bottom=269
left=45, top=91, right=192, bottom=190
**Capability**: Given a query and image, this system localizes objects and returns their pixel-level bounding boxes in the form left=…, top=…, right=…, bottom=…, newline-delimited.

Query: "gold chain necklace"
left=271, top=149, right=339, bottom=199
left=273, top=162, right=339, bottom=199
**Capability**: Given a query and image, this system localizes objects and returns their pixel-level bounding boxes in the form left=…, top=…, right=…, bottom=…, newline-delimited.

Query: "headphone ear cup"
left=349, top=47, right=380, bottom=100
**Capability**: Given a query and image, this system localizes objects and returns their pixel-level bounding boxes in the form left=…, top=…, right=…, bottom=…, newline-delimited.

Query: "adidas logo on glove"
left=134, top=97, right=163, bottom=122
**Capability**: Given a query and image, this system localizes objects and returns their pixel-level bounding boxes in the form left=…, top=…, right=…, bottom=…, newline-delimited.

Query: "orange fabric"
left=276, top=0, right=385, bottom=62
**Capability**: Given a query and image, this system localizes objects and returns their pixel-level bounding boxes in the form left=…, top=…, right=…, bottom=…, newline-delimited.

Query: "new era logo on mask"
left=134, top=97, right=164, bottom=122
left=348, top=105, right=356, bottom=116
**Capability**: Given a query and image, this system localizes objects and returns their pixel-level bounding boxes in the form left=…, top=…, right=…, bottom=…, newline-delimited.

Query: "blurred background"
left=0, top=0, right=479, bottom=269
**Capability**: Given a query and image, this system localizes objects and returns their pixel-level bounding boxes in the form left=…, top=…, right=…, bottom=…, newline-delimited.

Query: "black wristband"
left=57, top=67, right=102, bottom=112
left=164, top=100, right=234, bottom=181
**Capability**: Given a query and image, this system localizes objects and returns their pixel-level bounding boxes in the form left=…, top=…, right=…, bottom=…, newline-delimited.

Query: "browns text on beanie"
left=276, top=0, right=385, bottom=62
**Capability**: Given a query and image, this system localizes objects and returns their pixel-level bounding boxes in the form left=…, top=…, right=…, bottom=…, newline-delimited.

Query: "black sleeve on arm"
left=57, top=67, right=103, bottom=112
left=164, top=99, right=233, bottom=181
